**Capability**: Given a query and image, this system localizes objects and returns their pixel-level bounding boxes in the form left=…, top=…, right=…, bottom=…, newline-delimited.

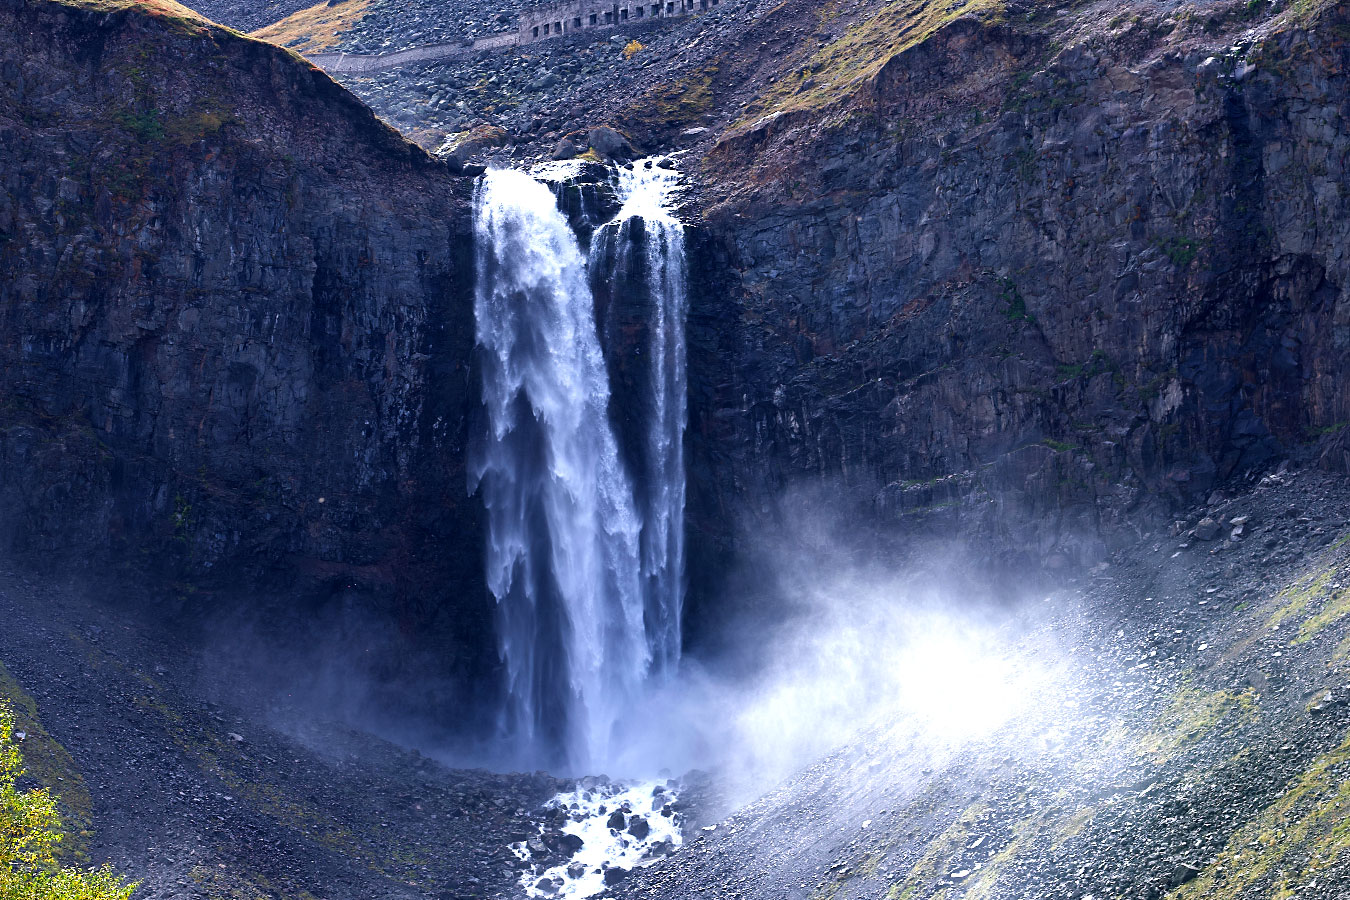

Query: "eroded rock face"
left=0, top=0, right=490, bottom=720
left=685, top=5, right=1350, bottom=575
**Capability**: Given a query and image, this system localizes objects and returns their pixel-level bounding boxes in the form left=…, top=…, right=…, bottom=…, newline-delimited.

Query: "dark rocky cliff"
left=4, top=0, right=1350, bottom=725
left=0, top=0, right=490, bottom=722
left=681, top=0, right=1350, bottom=581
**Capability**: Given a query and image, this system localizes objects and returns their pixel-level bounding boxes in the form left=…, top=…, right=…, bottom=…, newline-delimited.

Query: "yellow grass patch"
left=252, top=0, right=373, bottom=53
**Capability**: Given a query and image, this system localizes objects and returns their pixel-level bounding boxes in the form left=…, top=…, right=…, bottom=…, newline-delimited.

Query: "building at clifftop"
left=518, top=0, right=723, bottom=43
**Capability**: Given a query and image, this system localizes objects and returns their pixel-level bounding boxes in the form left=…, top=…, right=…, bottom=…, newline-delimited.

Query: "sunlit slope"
left=252, top=0, right=374, bottom=53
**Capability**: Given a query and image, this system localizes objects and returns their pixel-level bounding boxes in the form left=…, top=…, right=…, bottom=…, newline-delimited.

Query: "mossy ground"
left=0, top=660, right=94, bottom=864
left=1138, top=685, right=1257, bottom=763
left=1168, top=731, right=1350, bottom=900
left=881, top=803, right=989, bottom=900
left=618, top=67, right=718, bottom=139
left=745, top=0, right=1002, bottom=123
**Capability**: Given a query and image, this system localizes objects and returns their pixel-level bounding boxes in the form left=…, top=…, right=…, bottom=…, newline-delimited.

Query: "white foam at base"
left=513, top=780, right=684, bottom=898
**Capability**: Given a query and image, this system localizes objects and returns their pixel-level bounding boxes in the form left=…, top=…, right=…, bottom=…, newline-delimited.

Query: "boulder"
left=1194, top=518, right=1221, bottom=541
left=436, top=124, right=509, bottom=171
left=1170, top=862, right=1201, bottom=887
left=551, top=126, right=636, bottom=162
left=551, top=133, right=583, bottom=160
left=587, top=126, right=634, bottom=160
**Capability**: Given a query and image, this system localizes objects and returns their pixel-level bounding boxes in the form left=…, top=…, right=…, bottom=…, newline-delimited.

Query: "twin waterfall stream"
left=471, top=160, right=689, bottom=896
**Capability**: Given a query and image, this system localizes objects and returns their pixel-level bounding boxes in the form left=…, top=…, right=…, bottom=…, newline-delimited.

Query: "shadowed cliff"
left=0, top=0, right=492, bottom=733
left=669, top=0, right=1350, bottom=626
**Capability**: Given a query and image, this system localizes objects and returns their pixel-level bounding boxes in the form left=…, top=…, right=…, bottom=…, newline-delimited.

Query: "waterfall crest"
left=470, top=164, right=687, bottom=771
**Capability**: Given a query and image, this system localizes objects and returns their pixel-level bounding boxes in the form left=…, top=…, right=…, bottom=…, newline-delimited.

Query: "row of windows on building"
left=529, top=0, right=720, bottom=38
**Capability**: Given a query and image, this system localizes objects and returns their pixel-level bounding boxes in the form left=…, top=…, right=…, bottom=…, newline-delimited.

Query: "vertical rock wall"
left=0, top=0, right=490, bottom=722
left=685, top=6, right=1350, bottom=581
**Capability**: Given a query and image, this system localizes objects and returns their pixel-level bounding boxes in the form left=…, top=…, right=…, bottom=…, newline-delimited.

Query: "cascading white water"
left=470, top=163, right=688, bottom=772
left=590, top=163, right=688, bottom=678
left=471, top=169, right=647, bottom=771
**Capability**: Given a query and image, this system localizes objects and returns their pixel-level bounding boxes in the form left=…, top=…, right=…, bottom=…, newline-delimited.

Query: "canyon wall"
left=685, top=2, right=1350, bottom=578
left=0, top=0, right=490, bottom=717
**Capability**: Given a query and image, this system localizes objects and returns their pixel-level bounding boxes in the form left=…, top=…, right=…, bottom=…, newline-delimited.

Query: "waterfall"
left=470, top=164, right=687, bottom=771
left=590, top=164, right=687, bottom=678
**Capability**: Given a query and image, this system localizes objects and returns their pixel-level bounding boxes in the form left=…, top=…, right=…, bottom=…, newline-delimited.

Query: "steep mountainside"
left=684, top=0, right=1350, bottom=576
left=264, top=0, right=1350, bottom=584
left=0, top=0, right=490, bottom=725
left=177, top=0, right=314, bottom=32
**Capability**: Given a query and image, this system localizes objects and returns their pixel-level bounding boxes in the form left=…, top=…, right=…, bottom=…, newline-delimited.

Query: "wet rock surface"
left=680, top=0, right=1350, bottom=595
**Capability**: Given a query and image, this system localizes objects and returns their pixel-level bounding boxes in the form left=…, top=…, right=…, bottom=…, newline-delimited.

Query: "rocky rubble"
left=614, top=468, right=1350, bottom=900
left=183, top=0, right=315, bottom=31
left=324, top=0, right=752, bottom=154
left=0, top=562, right=571, bottom=900
left=327, top=0, right=519, bottom=54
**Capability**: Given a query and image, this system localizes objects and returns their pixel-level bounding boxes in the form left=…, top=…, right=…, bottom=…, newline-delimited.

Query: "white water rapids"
left=512, top=779, right=684, bottom=898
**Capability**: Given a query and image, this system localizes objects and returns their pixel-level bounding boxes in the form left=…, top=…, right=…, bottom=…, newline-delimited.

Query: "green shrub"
left=0, top=702, right=136, bottom=900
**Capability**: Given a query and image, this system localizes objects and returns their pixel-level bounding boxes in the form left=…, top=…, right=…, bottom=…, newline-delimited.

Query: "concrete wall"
left=517, top=0, right=725, bottom=43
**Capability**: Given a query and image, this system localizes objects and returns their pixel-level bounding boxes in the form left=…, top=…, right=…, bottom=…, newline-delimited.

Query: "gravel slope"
left=7, top=466, right=1350, bottom=900
left=615, top=467, right=1350, bottom=900
left=0, top=570, right=562, bottom=900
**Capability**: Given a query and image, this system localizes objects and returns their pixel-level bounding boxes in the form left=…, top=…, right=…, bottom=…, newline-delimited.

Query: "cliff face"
left=5, top=0, right=1350, bottom=722
left=684, top=0, right=1350, bottom=572
left=0, top=0, right=488, bottom=713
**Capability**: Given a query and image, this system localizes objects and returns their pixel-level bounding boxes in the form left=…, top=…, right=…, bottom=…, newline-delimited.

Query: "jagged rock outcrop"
left=0, top=0, right=490, bottom=719
left=684, top=0, right=1350, bottom=573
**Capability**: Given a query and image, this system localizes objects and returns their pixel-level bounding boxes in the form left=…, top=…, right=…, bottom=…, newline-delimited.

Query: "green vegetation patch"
left=1168, top=730, right=1350, bottom=900
left=1294, top=582, right=1350, bottom=644
left=1267, top=565, right=1338, bottom=631
left=1138, top=684, right=1256, bottom=763
left=619, top=67, right=717, bottom=136
left=885, top=802, right=987, bottom=899
left=1158, top=235, right=1202, bottom=267
left=754, top=0, right=1002, bottom=121
left=1, top=700, right=135, bottom=898
left=997, top=276, right=1034, bottom=324
left=0, top=662, right=93, bottom=864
